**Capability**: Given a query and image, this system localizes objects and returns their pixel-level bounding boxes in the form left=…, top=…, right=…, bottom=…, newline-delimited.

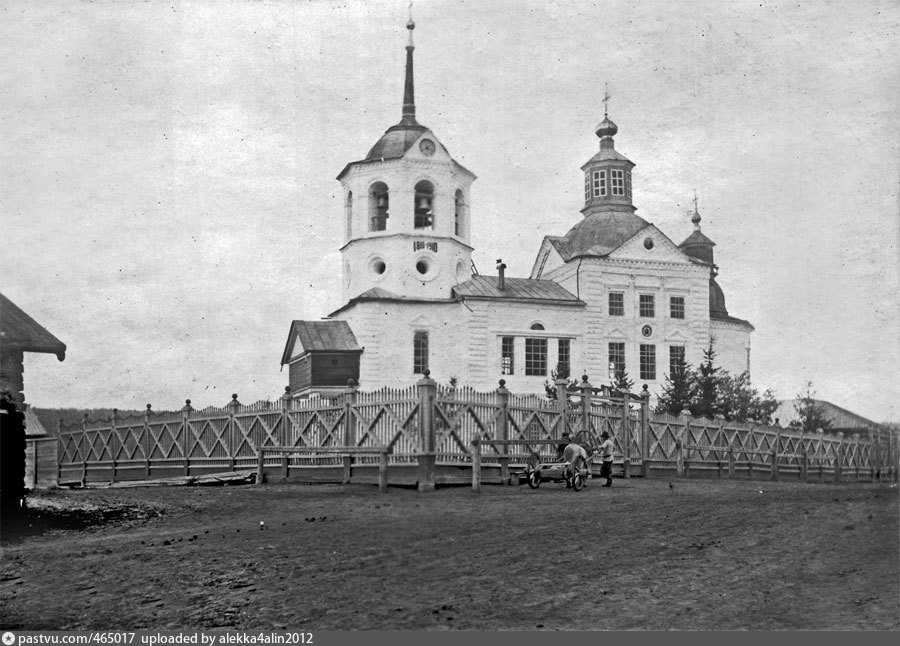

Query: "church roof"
left=328, top=287, right=459, bottom=317
left=547, top=212, right=651, bottom=260
left=680, top=229, right=716, bottom=249
left=280, top=320, right=361, bottom=365
left=0, top=293, right=66, bottom=360
left=454, top=276, right=583, bottom=304
left=582, top=146, right=633, bottom=165
left=364, top=124, right=428, bottom=162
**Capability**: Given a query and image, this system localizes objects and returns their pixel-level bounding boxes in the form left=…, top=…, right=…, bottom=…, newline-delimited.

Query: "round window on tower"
left=413, top=252, right=439, bottom=282
left=368, top=255, right=388, bottom=281
left=644, top=237, right=655, bottom=250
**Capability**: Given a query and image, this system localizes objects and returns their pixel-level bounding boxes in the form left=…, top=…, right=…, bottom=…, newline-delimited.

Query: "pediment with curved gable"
left=608, top=224, right=692, bottom=264
left=606, top=327, right=628, bottom=340
left=404, top=130, right=452, bottom=163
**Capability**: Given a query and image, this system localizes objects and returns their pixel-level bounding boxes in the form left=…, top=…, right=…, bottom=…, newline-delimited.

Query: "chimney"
left=496, top=259, right=507, bottom=291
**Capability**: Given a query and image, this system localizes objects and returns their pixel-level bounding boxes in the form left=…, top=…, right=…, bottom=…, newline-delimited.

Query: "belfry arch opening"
left=369, top=182, right=389, bottom=231
left=414, top=180, right=434, bottom=230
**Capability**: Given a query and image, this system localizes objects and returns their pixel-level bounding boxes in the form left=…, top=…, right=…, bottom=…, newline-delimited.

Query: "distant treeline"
left=30, top=407, right=179, bottom=433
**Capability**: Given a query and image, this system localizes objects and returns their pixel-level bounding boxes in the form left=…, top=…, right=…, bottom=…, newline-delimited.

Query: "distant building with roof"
left=0, top=292, right=66, bottom=491
left=282, top=18, right=753, bottom=398
left=773, top=399, right=885, bottom=438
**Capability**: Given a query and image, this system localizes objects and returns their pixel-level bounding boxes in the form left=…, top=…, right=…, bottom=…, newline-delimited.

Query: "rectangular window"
left=413, top=331, right=429, bottom=374
left=609, top=292, right=624, bottom=316
left=525, top=338, right=548, bottom=376
left=592, top=170, right=607, bottom=197
left=669, top=345, right=685, bottom=377
left=625, top=170, right=632, bottom=200
left=608, top=342, right=625, bottom=379
left=611, top=169, right=625, bottom=196
left=501, top=336, right=515, bottom=375
left=557, top=339, right=571, bottom=377
left=639, top=294, right=655, bottom=318
left=640, top=344, right=656, bottom=380
left=584, top=174, right=590, bottom=201
left=670, top=296, right=685, bottom=319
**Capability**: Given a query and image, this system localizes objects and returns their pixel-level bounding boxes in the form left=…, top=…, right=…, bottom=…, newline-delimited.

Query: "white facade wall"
left=334, top=300, right=469, bottom=389
left=473, top=300, right=585, bottom=393
left=710, top=320, right=752, bottom=376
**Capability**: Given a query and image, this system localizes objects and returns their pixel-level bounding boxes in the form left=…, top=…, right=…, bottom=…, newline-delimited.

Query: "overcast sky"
left=2, top=0, right=898, bottom=422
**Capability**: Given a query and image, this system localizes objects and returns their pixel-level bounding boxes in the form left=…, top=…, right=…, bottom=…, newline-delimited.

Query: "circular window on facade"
left=641, top=324, right=653, bottom=338
left=368, top=256, right=387, bottom=280
left=414, top=253, right=439, bottom=282
left=644, top=237, right=655, bottom=250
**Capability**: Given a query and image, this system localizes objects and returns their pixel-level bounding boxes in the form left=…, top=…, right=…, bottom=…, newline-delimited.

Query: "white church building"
left=281, top=18, right=753, bottom=399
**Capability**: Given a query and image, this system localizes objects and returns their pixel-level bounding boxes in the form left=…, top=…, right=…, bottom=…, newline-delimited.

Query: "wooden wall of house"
left=288, top=355, right=312, bottom=393
left=311, top=353, right=360, bottom=387
left=25, top=438, right=57, bottom=489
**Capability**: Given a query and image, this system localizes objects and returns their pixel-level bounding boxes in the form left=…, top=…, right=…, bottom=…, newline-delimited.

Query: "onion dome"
left=595, top=116, right=618, bottom=140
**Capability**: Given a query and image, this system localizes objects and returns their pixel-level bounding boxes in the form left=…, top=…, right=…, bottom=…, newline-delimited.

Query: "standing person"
left=599, top=430, right=615, bottom=487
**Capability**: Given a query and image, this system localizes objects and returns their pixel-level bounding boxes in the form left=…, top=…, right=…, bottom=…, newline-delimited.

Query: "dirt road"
left=1, top=478, right=897, bottom=630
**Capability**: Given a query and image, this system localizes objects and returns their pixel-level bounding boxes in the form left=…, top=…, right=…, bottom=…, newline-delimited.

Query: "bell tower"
left=335, top=16, right=476, bottom=304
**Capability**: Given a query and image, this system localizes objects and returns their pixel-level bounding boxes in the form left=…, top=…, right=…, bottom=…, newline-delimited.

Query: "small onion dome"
left=407, top=19, right=415, bottom=30
left=595, top=116, right=618, bottom=139
left=691, top=208, right=701, bottom=226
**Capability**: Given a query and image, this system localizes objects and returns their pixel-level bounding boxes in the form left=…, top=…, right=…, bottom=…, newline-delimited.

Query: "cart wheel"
left=527, top=470, right=542, bottom=489
left=571, top=456, right=586, bottom=491
left=572, top=472, right=585, bottom=491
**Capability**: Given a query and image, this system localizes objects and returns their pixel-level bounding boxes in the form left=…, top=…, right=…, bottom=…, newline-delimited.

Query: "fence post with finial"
left=280, top=387, right=292, bottom=478
left=620, top=386, right=631, bottom=479
left=678, top=408, right=691, bottom=479
left=834, top=432, right=844, bottom=484
left=342, top=379, right=359, bottom=484
left=497, top=380, right=510, bottom=484
left=226, top=394, right=240, bottom=472
left=143, top=404, right=152, bottom=480
left=81, top=412, right=89, bottom=486
left=416, top=370, right=437, bottom=491
left=110, top=408, right=118, bottom=483
left=580, top=375, right=592, bottom=439
left=181, top=399, right=193, bottom=476
left=640, top=384, right=650, bottom=478
left=57, top=418, right=64, bottom=484
left=281, top=386, right=292, bottom=448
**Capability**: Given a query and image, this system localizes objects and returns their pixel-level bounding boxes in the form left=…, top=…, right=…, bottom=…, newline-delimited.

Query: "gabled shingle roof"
left=280, top=320, right=361, bottom=365
left=453, top=276, right=583, bottom=304
left=0, top=293, right=66, bottom=360
left=546, top=212, right=651, bottom=260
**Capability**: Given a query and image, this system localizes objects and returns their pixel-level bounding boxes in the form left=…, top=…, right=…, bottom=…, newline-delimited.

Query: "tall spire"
left=400, top=4, right=418, bottom=127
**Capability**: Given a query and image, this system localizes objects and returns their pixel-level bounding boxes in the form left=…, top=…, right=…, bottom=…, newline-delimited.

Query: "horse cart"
left=522, top=435, right=596, bottom=491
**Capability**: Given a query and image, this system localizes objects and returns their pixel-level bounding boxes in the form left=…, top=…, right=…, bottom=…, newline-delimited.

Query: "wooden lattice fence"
left=56, top=374, right=899, bottom=489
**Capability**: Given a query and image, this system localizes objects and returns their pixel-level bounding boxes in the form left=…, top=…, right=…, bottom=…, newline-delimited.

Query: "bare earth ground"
left=1, top=477, right=897, bottom=631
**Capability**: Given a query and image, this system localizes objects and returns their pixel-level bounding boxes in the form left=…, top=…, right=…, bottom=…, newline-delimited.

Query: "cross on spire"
left=602, top=83, right=611, bottom=117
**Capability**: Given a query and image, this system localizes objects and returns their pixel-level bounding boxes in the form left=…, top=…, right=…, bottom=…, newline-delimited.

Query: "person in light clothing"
left=598, top=430, right=615, bottom=487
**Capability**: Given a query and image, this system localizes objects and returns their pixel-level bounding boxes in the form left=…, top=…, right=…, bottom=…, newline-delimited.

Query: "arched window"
left=345, top=190, right=353, bottom=239
left=414, top=180, right=434, bottom=230
left=454, top=189, right=465, bottom=236
left=413, top=331, right=429, bottom=374
left=368, top=182, right=389, bottom=231
left=530, top=323, right=545, bottom=331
